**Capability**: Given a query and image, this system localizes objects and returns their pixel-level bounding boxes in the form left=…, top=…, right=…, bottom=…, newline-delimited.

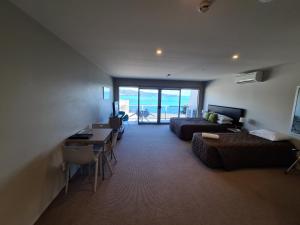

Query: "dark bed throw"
left=170, top=117, right=231, bottom=141
left=170, top=105, right=245, bottom=141
left=192, top=132, right=296, bottom=170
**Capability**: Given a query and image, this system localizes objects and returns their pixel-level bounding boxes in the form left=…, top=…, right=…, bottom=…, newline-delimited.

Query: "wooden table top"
left=65, top=128, right=112, bottom=145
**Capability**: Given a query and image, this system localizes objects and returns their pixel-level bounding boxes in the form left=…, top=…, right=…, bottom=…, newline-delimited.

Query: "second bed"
left=192, top=132, right=296, bottom=170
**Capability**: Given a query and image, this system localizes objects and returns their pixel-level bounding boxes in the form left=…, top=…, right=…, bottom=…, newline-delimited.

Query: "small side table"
left=285, top=149, right=300, bottom=174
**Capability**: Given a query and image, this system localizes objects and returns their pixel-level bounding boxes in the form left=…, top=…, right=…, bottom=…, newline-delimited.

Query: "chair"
left=101, top=131, right=118, bottom=178
left=63, top=145, right=100, bottom=193
left=122, top=114, right=129, bottom=123
left=118, top=111, right=125, bottom=117
left=138, top=109, right=148, bottom=122
left=104, top=131, right=118, bottom=161
left=118, top=111, right=129, bottom=123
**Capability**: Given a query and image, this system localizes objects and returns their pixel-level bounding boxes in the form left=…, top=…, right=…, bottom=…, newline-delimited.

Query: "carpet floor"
left=36, top=125, right=300, bottom=225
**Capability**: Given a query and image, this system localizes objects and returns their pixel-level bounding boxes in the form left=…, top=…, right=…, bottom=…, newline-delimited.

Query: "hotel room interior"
left=1, top=0, right=300, bottom=225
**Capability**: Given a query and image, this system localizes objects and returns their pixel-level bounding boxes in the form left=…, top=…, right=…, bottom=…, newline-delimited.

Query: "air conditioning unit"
left=235, top=71, right=263, bottom=84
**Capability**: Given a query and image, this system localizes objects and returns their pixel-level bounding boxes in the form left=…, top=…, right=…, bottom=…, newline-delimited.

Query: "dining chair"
left=63, top=145, right=100, bottom=193
left=104, top=131, right=118, bottom=161
left=99, top=131, right=118, bottom=179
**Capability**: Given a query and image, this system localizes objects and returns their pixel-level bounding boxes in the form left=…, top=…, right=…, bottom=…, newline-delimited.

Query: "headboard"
left=208, top=105, right=246, bottom=124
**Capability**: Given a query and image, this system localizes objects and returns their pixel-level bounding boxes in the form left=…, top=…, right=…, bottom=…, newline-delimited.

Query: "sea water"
left=120, top=94, right=191, bottom=114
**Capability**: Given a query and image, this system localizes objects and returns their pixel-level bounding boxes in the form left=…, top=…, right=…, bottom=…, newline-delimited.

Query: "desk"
left=65, top=128, right=112, bottom=145
left=65, top=128, right=113, bottom=180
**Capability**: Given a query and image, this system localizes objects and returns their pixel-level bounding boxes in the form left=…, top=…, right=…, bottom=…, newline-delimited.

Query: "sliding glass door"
left=160, top=89, right=180, bottom=123
left=138, top=89, right=159, bottom=124
left=119, top=87, right=139, bottom=122
left=119, top=87, right=200, bottom=124
left=180, top=89, right=199, bottom=118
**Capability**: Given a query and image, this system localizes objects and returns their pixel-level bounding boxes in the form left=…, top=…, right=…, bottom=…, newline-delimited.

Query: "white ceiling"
left=10, top=0, right=300, bottom=80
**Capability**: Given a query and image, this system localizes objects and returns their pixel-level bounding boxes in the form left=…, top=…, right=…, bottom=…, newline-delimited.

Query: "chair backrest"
left=122, top=114, right=129, bottom=121
left=63, top=145, right=96, bottom=165
left=104, top=131, right=118, bottom=152
left=111, top=131, right=118, bottom=148
left=109, top=117, right=121, bottom=129
left=92, top=123, right=111, bottom=129
left=118, top=111, right=125, bottom=117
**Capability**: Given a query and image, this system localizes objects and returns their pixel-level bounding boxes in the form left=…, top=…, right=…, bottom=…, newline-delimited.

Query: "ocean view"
left=120, top=91, right=193, bottom=114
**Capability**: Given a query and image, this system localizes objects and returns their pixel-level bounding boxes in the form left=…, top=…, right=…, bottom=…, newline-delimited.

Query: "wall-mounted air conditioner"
left=235, top=71, right=263, bottom=84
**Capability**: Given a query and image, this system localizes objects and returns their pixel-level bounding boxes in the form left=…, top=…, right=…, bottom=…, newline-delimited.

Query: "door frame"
left=159, top=88, right=181, bottom=124
left=118, top=86, right=200, bottom=125
left=138, top=88, right=160, bottom=124
left=138, top=88, right=182, bottom=124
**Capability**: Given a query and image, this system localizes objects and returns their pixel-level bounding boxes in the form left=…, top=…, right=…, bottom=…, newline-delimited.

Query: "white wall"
left=0, top=2, right=113, bottom=225
left=204, top=62, right=300, bottom=146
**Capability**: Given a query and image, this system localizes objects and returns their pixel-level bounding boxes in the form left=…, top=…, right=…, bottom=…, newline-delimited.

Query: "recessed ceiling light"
left=156, top=49, right=163, bottom=55
left=232, top=54, right=240, bottom=60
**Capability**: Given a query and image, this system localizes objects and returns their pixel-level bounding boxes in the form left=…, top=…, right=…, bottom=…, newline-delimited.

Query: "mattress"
left=192, top=132, right=296, bottom=170
left=170, top=117, right=232, bottom=141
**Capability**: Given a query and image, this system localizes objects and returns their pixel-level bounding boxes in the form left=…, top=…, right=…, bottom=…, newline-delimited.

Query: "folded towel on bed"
left=202, top=133, right=220, bottom=139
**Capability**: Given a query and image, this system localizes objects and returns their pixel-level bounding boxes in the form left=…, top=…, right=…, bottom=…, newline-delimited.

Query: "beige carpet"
left=36, top=125, right=300, bottom=225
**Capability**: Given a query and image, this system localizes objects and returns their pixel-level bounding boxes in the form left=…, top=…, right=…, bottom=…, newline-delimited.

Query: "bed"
left=192, top=132, right=296, bottom=170
left=170, top=105, right=245, bottom=141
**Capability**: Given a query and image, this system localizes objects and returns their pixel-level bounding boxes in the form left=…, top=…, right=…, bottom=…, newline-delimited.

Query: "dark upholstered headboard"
left=208, top=105, right=246, bottom=124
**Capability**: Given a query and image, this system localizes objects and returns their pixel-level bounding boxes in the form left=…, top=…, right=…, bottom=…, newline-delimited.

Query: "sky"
left=119, top=87, right=198, bottom=96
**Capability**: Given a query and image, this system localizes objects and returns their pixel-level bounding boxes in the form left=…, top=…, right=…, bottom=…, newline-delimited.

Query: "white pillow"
left=249, top=129, right=290, bottom=141
left=217, top=114, right=233, bottom=121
